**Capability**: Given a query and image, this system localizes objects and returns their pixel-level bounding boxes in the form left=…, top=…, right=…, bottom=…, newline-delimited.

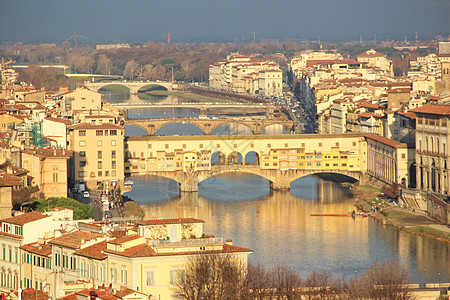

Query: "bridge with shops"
left=124, top=133, right=386, bottom=192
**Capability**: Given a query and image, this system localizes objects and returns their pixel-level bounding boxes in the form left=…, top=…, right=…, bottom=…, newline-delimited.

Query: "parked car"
left=83, top=191, right=90, bottom=198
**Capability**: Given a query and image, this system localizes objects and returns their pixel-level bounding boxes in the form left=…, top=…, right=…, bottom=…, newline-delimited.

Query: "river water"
left=105, top=89, right=450, bottom=285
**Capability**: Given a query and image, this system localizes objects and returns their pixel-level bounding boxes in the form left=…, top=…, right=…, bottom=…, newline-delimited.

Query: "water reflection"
left=124, top=174, right=450, bottom=284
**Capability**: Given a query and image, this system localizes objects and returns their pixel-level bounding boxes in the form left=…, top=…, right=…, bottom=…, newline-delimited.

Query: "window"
left=111, top=150, right=116, bottom=159
left=112, top=161, right=116, bottom=169
left=97, top=140, right=102, bottom=146
left=267, top=143, right=271, bottom=148
left=285, top=143, right=288, bottom=147
left=335, top=142, right=339, bottom=146
left=111, top=171, right=116, bottom=177
left=233, top=144, right=237, bottom=148
left=98, top=171, right=102, bottom=177
left=401, top=153, right=406, bottom=159
left=79, top=151, right=86, bottom=157
left=121, top=268, right=127, bottom=285
left=183, top=144, right=186, bottom=149
left=111, top=140, right=116, bottom=146
left=104, top=130, right=109, bottom=136
left=105, top=171, right=109, bottom=176
left=79, top=141, right=86, bottom=147
left=199, top=144, right=203, bottom=148
left=98, top=161, right=102, bottom=169
left=170, top=269, right=184, bottom=284
left=146, top=270, right=155, bottom=286
left=98, top=151, right=102, bottom=159
left=96, top=130, right=103, bottom=136
left=52, top=173, right=58, bottom=183
left=78, top=171, right=87, bottom=177
left=110, top=130, right=117, bottom=136
left=79, top=130, right=86, bottom=136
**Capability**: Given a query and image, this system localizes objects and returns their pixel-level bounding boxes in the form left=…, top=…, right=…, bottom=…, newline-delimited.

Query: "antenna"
left=74, top=32, right=77, bottom=48
left=168, top=31, right=171, bottom=45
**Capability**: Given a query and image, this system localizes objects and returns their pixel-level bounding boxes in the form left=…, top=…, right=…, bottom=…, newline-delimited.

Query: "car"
left=83, top=191, right=90, bottom=198
left=104, top=210, right=113, bottom=218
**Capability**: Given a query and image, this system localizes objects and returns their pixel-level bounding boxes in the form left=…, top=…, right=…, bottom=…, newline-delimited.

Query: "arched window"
left=425, top=137, right=429, bottom=152
left=444, top=144, right=446, bottom=156
left=431, top=137, right=434, bottom=153
left=419, top=140, right=422, bottom=152
left=437, top=138, right=440, bottom=154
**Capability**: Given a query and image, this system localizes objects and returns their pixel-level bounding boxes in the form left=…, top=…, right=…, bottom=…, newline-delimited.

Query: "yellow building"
left=104, top=218, right=252, bottom=300
left=59, top=88, right=103, bottom=118
left=21, top=147, right=71, bottom=199
left=68, top=123, right=125, bottom=190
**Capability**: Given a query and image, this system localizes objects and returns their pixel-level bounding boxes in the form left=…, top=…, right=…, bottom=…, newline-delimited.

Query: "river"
left=106, top=89, right=450, bottom=285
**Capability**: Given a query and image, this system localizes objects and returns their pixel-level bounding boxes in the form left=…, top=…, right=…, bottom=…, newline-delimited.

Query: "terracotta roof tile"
left=20, top=242, right=52, bottom=256
left=15, top=289, right=50, bottom=300
left=105, top=243, right=156, bottom=258
left=49, top=231, right=105, bottom=249
left=410, top=105, right=450, bottom=115
left=365, top=133, right=407, bottom=148
left=44, top=117, right=71, bottom=126
left=1, top=211, right=48, bottom=225
left=108, top=235, right=142, bottom=245
left=75, top=240, right=108, bottom=260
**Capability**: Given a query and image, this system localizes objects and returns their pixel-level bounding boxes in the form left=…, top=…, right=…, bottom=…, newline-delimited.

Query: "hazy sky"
left=1, top=0, right=449, bottom=43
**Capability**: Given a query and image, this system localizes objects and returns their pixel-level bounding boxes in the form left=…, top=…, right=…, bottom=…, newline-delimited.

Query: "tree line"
left=2, top=40, right=436, bottom=90
left=173, top=253, right=414, bottom=300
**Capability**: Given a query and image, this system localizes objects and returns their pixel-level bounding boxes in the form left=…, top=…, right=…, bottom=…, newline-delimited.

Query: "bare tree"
left=96, top=54, right=112, bottom=75
left=247, top=262, right=276, bottom=300
left=172, top=253, right=248, bottom=300
left=124, top=59, right=140, bottom=80
left=347, top=260, right=413, bottom=300
left=272, top=263, right=302, bottom=300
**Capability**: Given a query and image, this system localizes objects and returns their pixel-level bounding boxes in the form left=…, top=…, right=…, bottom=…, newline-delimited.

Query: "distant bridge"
left=124, top=117, right=294, bottom=135
left=85, top=81, right=173, bottom=94
left=111, top=102, right=270, bottom=110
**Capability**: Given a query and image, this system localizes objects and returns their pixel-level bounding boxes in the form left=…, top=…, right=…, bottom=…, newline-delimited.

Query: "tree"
left=142, top=64, right=154, bottom=80
left=272, top=263, right=302, bottom=300
left=124, top=59, right=140, bottom=80
left=172, top=253, right=248, bottom=300
left=96, top=54, right=112, bottom=75
left=33, top=197, right=94, bottom=220
left=347, top=260, right=413, bottom=300
left=12, top=186, right=40, bottom=209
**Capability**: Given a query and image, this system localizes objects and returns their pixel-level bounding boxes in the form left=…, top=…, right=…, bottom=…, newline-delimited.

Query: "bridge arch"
left=261, top=122, right=292, bottom=134
left=289, top=171, right=360, bottom=186
left=227, top=151, right=243, bottom=165
left=98, top=84, right=131, bottom=94
left=155, top=121, right=205, bottom=136
left=210, top=121, right=254, bottom=135
left=211, top=151, right=226, bottom=165
left=137, top=84, right=168, bottom=93
left=244, top=151, right=260, bottom=165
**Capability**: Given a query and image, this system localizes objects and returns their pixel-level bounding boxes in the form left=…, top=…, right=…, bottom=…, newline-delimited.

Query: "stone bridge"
left=144, top=165, right=366, bottom=192
left=84, top=81, right=173, bottom=94
left=124, top=117, right=294, bottom=135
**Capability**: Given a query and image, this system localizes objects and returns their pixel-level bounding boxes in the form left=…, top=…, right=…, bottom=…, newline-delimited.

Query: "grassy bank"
left=351, top=184, right=450, bottom=243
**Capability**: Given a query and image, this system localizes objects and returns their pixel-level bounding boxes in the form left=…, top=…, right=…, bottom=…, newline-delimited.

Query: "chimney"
left=225, top=239, right=233, bottom=245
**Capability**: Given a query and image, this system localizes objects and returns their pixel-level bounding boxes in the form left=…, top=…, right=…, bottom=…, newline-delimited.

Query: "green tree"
left=34, top=197, right=94, bottom=220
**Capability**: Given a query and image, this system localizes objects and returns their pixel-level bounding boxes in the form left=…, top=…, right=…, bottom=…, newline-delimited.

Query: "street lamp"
left=171, top=67, right=174, bottom=83
left=423, top=268, right=427, bottom=288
